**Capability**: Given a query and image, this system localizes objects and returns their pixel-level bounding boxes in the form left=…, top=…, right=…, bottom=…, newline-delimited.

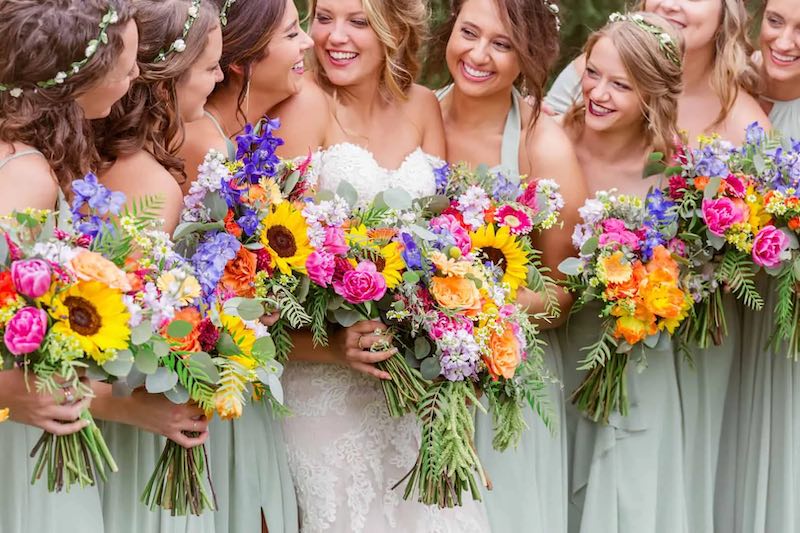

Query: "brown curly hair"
left=429, top=0, right=561, bottom=125
left=308, top=0, right=427, bottom=101
left=563, top=12, right=685, bottom=158
left=211, top=0, right=287, bottom=124
left=95, top=0, right=219, bottom=181
left=0, top=0, right=135, bottom=189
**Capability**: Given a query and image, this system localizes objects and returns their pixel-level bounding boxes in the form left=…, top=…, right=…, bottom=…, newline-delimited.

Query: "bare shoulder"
left=181, top=117, right=228, bottom=184
left=527, top=113, right=578, bottom=166
left=272, top=77, right=331, bottom=158
left=0, top=148, right=59, bottom=213
left=728, top=90, right=772, bottom=139
left=403, top=83, right=442, bottom=119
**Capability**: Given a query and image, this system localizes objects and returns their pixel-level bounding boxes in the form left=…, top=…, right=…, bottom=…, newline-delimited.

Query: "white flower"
left=54, top=72, right=67, bottom=84
left=32, top=241, right=80, bottom=264
left=85, top=40, right=99, bottom=57
left=9, top=88, right=22, bottom=98
left=197, top=150, right=230, bottom=191
left=109, top=11, right=119, bottom=24
left=123, top=295, right=144, bottom=328
left=578, top=198, right=605, bottom=224
left=188, top=5, right=200, bottom=18
left=173, top=39, right=186, bottom=53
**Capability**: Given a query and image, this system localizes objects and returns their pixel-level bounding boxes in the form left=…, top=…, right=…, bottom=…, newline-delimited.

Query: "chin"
left=765, top=61, right=800, bottom=83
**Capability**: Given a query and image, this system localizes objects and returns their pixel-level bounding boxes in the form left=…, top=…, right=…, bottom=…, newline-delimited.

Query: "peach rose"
left=484, top=323, right=522, bottom=380
left=163, top=307, right=202, bottom=353
left=429, top=275, right=482, bottom=314
left=220, top=247, right=257, bottom=297
left=69, top=250, right=131, bottom=292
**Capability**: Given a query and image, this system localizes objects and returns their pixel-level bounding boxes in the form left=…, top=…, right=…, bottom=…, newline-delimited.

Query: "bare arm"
left=0, top=155, right=59, bottom=214
left=411, top=84, right=447, bottom=159
left=271, top=78, right=331, bottom=159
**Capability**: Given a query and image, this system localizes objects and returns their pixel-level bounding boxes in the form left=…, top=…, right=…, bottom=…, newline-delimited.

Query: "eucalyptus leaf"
left=103, top=349, right=134, bottom=377
left=167, top=320, right=194, bottom=339
left=85, top=361, right=108, bottom=381
left=173, top=221, right=225, bottom=242
left=420, top=357, right=441, bottom=380
left=164, top=384, right=190, bottom=405
left=408, top=224, right=437, bottom=241
left=134, top=348, right=158, bottom=374
left=130, top=321, right=154, bottom=346
left=402, top=270, right=420, bottom=284
left=706, top=230, right=726, bottom=251
left=0, top=237, right=8, bottom=266
left=703, top=177, right=722, bottom=200
left=333, top=308, right=363, bottom=327
left=267, top=373, right=284, bottom=404
left=414, top=337, right=431, bottom=359
left=643, top=332, right=661, bottom=349
left=336, top=181, right=359, bottom=207
left=426, top=195, right=450, bottom=214
left=558, top=257, right=583, bottom=276
left=145, top=367, right=179, bottom=394
left=753, top=152, right=766, bottom=174
left=252, top=335, right=276, bottom=359
left=125, top=368, right=146, bottom=389
left=152, top=338, right=170, bottom=358
left=40, top=213, right=55, bottom=242
left=204, top=193, right=229, bottom=222
left=237, top=299, right=265, bottom=321
left=315, top=190, right=335, bottom=203
left=282, top=169, right=301, bottom=195
left=188, top=352, right=218, bottom=383
left=383, top=188, right=413, bottom=211
left=580, top=237, right=598, bottom=256
left=216, top=331, right=242, bottom=356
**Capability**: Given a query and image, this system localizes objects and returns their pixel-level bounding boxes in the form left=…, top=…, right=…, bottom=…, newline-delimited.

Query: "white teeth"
left=772, top=50, right=800, bottom=63
left=463, top=62, right=492, bottom=78
left=329, top=51, right=357, bottom=60
left=589, top=100, right=614, bottom=116
left=292, top=60, right=304, bottom=71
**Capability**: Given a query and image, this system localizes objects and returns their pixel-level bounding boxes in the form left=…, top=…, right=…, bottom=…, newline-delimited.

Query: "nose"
left=300, top=28, right=313, bottom=51
left=588, top=78, right=611, bottom=102
left=774, top=27, right=798, bottom=52
left=467, top=39, right=491, bottom=66
left=215, top=64, right=224, bottom=83
left=655, top=0, right=680, bottom=15
left=329, top=20, right=348, bottom=45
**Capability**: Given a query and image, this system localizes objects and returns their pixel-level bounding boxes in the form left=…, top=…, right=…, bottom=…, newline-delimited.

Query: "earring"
left=244, top=78, right=251, bottom=117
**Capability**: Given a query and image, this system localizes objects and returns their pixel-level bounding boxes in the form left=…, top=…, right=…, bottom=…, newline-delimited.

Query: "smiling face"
left=761, top=0, right=800, bottom=83
left=644, top=0, right=722, bottom=52
left=311, top=0, right=384, bottom=89
left=581, top=36, right=643, bottom=134
left=250, top=0, right=313, bottom=98
left=176, top=25, right=224, bottom=123
left=445, top=0, right=520, bottom=97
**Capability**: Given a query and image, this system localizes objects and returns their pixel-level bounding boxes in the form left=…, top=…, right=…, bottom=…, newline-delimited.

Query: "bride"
left=273, top=0, right=491, bottom=530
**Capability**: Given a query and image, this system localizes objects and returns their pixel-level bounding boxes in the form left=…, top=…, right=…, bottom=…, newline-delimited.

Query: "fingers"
left=178, top=415, right=209, bottom=435
left=47, top=397, right=90, bottom=423
left=259, top=311, right=281, bottom=327
left=171, top=429, right=209, bottom=449
left=349, top=362, right=392, bottom=380
left=357, top=333, right=393, bottom=351
left=345, top=347, right=398, bottom=365
left=41, top=418, right=89, bottom=436
left=350, top=320, right=386, bottom=334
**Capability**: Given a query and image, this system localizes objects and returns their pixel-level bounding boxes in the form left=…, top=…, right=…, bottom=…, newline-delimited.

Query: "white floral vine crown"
left=219, top=0, right=237, bottom=26
left=608, top=12, right=682, bottom=67
left=153, top=0, right=203, bottom=63
left=0, top=6, right=120, bottom=98
left=545, top=1, right=561, bottom=32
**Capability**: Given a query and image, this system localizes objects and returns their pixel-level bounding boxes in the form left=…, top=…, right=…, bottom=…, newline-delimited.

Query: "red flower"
left=197, top=318, right=220, bottom=352
left=331, top=256, right=354, bottom=284
left=668, top=176, right=688, bottom=200
left=0, top=271, right=16, bottom=306
left=255, top=248, right=273, bottom=275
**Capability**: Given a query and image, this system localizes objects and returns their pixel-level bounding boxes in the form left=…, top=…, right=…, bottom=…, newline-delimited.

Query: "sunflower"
left=348, top=225, right=405, bottom=289
left=51, top=280, right=130, bottom=363
left=260, top=201, right=313, bottom=275
left=220, top=313, right=257, bottom=359
left=469, top=224, right=529, bottom=291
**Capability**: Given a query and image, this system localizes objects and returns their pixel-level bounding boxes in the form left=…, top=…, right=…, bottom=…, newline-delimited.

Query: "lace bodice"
left=314, top=142, right=439, bottom=202
left=282, top=142, right=490, bottom=533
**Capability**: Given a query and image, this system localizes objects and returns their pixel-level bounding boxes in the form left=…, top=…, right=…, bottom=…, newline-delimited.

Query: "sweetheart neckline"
left=323, top=142, right=427, bottom=174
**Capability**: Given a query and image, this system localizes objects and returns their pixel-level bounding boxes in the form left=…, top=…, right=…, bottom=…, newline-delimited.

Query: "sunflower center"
left=64, top=296, right=102, bottom=336
left=267, top=225, right=297, bottom=258
left=482, top=247, right=507, bottom=273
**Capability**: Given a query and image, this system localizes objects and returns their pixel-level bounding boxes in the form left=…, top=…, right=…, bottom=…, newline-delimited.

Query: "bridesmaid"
left=88, top=1, right=222, bottom=531
left=431, top=0, right=586, bottom=530
left=731, top=1, right=800, bottom=531
left=546, top=2, right=770, bottom=529
left=554, top=13, right=690, bottom=533
left=0, top=0, right=138, bottom=531
left=179, top=0, right=312, bottom=531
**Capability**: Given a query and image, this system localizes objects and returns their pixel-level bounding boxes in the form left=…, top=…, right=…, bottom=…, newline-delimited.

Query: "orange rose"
left=224, top=210, right=243, bottom=239
left=0, top=271, right=17, bottom=306
left=484, top=323, right=522, bottom=380
left=645, top=246, right=679, bottom=278
left=163, top=307, right=202, bottom=353
left=429, top=275, right=482, bottom=314
left=221, top=247, right=257, bottom=297
left=789, top=217, right=800, bottom=231
left=694, top=176, right=710, bottom=191
left=604, top=261, right=646, bottom=301
left=69, top=250, right=131, bottom=291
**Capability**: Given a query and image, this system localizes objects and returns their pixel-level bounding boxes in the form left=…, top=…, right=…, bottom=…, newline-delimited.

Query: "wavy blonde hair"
left=637, top=0, right=761, bottom=127
left=564, top=12, right=684, bottom=158
left=308, top=0, right=427, bottom=100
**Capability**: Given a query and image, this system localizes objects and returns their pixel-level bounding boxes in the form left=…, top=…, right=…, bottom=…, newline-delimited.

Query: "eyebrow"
left=460, top=19, right=510, bottom=40
left=586, top=61, right=631, bottom=84
left=284, top=18, right=297, bottom=32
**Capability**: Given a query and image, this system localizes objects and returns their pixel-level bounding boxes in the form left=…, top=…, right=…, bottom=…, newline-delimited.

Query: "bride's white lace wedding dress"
left=282, top=142, right=491, bottom=533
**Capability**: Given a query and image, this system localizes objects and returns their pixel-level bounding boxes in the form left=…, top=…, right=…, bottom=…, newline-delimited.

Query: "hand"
left=0, top=369, right=91, bottom=436
left=124, top=389, right=209, bottom=449
left=259, top=310, right=281, bottom=328
left=331, top=319, right=397, bottom=380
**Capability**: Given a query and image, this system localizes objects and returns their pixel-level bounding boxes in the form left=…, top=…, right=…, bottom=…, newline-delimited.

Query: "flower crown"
left=544, top=0, right=561, bottom=31
left=0, top=7, right=120, bottom=98
left=608, top=12, right=681, bottom=67
left=219, top=0, right=237, bottom=26
left=153, top=0, right=203, bottom=63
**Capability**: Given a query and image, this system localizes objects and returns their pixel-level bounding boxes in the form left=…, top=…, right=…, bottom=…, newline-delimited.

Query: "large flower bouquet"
left=559, top=190, right=692, bottom=423
left=386, top=165, right=562, bottom=507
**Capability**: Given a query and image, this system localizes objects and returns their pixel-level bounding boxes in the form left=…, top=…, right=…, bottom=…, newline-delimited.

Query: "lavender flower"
left=438, top=329, right=481, bottom=381
left=400, top=232, right=422, bottom=269
left=434, top=163, right=450, bottom=196
left=191, top=232, right=241, bottom=300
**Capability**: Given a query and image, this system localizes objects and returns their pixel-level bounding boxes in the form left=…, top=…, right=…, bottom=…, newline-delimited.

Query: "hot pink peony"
left=323, top=226, right=349, bottom=255
left=751, top=225, right=790, bottom=269
left=723, top=174, right=746, bottom=198
left=332, top=261, right=387, bottom=304
left=702, top=197, right=746, bottom=236
left=4, top=307, right=47, bottom=355
left=517, top=181, right=540, bottom=211
left=11, top=259, right=52, bottom=299
left=599, top=218, right=640, bottom=250
left=306, top=251, right=336, bottom=287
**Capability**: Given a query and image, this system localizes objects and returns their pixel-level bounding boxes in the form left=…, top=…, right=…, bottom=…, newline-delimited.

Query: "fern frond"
left=718, top=250, right=764, bottom=310
left=269, top=318, right=294, bottom=364
left=308, top=286, right=330, bottom=346
left=164, top=352, right=216, bottom=411
left=576, top=323, right=616, bottom=370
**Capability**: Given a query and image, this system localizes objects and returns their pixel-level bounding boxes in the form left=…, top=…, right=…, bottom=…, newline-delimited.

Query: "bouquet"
left=559, top=190, right=692, bottom=423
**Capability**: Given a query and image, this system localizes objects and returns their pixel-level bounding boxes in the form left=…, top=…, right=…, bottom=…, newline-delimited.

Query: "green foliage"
left=269, top=318, right=294, bottom=364
left=771, top=269, right=796, bottom=351
left=576, top=323, right=616, bottom=370
left=163, top=352, right=216, bottom=412
left=718, top=250, right=764, bottom=310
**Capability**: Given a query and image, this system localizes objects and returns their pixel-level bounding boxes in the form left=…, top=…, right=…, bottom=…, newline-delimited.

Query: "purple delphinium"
left=234, top=119, right=285, bottom=184
left=491, top=170, right=522, bottom=202
left=694, top=147, right=729, bottom=178
left=434, top=163, right=450, bottom=196
left=400, top=232, right=422, bottom=270
left=191, top=232, right=241, bottom=301
left=236, top=209, right=260, bottom=237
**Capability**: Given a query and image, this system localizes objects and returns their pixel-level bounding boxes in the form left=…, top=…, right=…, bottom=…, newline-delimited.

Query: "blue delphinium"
left=236, top=209, right=260, bottom=237
left=745, top=121, right=767, bottom=146
left=434, top=163, right=449, bottom=196
left=641, top=189, right=677, bottom=261
left=191, top=232, right=241, bottom=301
left=491, top=170, right=522, bottom=202
left=400, top=232, right=422, bottom=270
left=235, top=118, right=285, bottom=184
left=71, top=173, right=126, bottom=237
left=694, top=147, right=729, bottom=178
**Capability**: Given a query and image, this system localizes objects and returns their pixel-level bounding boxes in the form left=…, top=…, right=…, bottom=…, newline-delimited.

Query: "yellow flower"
left=0, top=408, right=8, bottom=423
left=260, top=201, right=313, bottom=275
left=348, top=225, right=405, bottom=289
left=51, top=280, right=130, bottom=363
left=598, top=251, right=633, bottom=284
left=469, top=224, right=528, bottom=291
left=429, top=250, right=477, bottom=278
left=220, top=313, right=257, bottom=357
left=156, top=269, right=201, bottom=305
left=745, top=186, right=771, bottom=232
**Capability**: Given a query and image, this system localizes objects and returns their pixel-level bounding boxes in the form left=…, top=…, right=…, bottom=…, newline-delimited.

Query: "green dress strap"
left=0, top=148, right=44, bottom=170
left=204, top=111, right=236, bottom=160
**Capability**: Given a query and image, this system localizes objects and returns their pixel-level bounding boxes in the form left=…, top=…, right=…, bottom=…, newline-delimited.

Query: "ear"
left=229, top=63, right=247, bottom=77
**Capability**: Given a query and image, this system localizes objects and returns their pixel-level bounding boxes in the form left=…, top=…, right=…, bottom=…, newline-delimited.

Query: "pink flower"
left=752, top=225, right=790, bottom=269
left=668, top=176, right=688, bottom=200
left=668, top=238, right=686, bottom=257
left=724, top=174, right=746, bottom=198
left=332, top=261, right=387, bottom=304
left=702, top=197, right=746, bottom=236
left=517, top=181, right=540, bottom=211
left=598, top=218, right=640, bottom=250
left=306, top=251, right=336, bottom=287
left=4, top=307, right=47, bottom=355
left=430, top=214, right=472, bottom=255
left=11, top=259, right=52, bottom=299
left=323, top=226, right=349, bottom=255
left=495, top=205, right=533, bottom=235
left=429, top=312, right=474, bottom=339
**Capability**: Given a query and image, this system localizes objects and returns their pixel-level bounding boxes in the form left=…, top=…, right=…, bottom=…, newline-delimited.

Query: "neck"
left=445, top=84, right=513, bottom=133
left=205, top=78, right=289, bottom=138
left=682, top=45, right=716, bottom=93
left=333, top=74, right=384, bottom=122
left=764, top=69, right=800, bottom=102
left=579, top=121, right=649, bottom=164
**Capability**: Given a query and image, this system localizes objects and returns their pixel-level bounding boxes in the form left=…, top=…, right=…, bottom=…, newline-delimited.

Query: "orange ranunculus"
left=599, top=251, right=633, bottom=284
left=0, top=271, right=16, bottom=306
left=484, top=322, right=522, bottom=380
left=483, top=206, right=496, bottom=225
left=246, top=184, right=268, bottom=205
left=694, top=176, right=710, bottom=191
left=429, top=275, right=482, bottom=314
left=604, top=261, right=646, bottom=301
left=789, top=217, right=800, bottom=231
left=224, top=210, right=243, bottom=239
left=69, top=250, right=131, bottom=292
left=220, top=247, right=257, bottom=297
left=163, top=307, right=202, bottom=353
left=613, top=314, right=651, bottom=345
left=646, top=245, right=679, bottom=278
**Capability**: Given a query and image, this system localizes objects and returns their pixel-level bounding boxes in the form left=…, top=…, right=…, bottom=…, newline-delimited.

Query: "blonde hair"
left=637, top=0, right=761, bottom=127
left=308, top=0, right=427, bottom=100
left=564, top=12, right=684, bottom=158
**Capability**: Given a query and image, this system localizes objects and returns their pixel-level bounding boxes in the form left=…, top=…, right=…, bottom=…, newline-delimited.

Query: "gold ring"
left=358, top=335, right=367, bottom=350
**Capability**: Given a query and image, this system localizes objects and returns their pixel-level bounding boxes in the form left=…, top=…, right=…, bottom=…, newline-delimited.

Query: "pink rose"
left=332, top=261, right=387, bottom=304
left=4, top=307, right=47, bottom=355
left=430, top=214, right=471, bottom=255
left=598, top=218, right=640, bottom=250
left=751, top=225, right=790, bottom=269
left=306, top=251, right=336, bottom=287
left=517, top=181, right=540, bottom=211
left=323, top=226, right=349, bottom=255
left=11, top=259, right=52, bottom=299
left=702, top=197, right=745, bottom=236
left=724, top=175, right=746, bottom=198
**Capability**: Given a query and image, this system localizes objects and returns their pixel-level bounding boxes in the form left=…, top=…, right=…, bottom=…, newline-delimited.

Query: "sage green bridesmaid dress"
left=437, top=84, right=569, bottom=532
